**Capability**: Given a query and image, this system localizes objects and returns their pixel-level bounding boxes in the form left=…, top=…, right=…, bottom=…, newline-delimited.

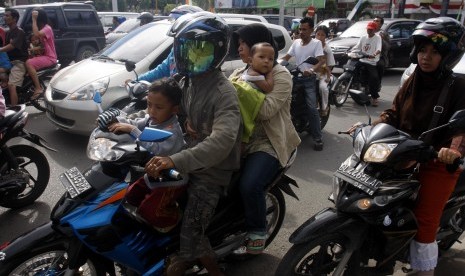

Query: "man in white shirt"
left=282, top=17, right=326, bottom=151
left=351, top=21, right=382, bottom=106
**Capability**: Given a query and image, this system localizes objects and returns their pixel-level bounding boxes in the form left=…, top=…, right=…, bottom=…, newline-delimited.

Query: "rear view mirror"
left=125, top=60, right=136, bottom=72
left=139, top=127, right=173, bottom=142
left=448, top=110, right=465, bottom=129
left=304, top=56, right=319, bottom=65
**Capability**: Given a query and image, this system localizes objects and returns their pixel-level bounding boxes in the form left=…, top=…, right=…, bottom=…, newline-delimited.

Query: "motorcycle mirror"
left=125, top=60, right=136, bottom=72
left=278, top=59, right=289, bottom=66
left=448, top=110, right=465, bottom=129
left=139, top=127, right=173, bottom=142
left=348, top=89, right=371, bottom=105
left=304, top=56, right=319, bottom=65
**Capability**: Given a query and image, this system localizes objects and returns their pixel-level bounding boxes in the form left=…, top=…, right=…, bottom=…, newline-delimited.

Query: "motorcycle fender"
left=20, top=129, right=57, bottom=152
left=0, top=222, right=64, bottom=263
left=289, top=207, right=363, bottom=244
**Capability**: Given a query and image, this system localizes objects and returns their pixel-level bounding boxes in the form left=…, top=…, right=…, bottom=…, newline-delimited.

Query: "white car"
left=399, top=54, right=465, bottom=87
left=45, top=19, right=292, bottom=135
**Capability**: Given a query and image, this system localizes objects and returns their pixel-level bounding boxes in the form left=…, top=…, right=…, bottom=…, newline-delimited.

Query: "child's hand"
left=107, top=122, right=135, bottom=134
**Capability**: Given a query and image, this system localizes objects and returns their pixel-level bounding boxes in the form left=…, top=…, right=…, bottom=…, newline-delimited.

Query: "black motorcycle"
left=275, top=109, right=465, bottom=275
left=0, top=125, right=299, bottom=275
left=330, top=51, right=373, bottom=107
left=0, top=105, right=55, bottom=208
left=280, top=57, right=331, bottom=133
left=3, top=63, right=60, bottom=112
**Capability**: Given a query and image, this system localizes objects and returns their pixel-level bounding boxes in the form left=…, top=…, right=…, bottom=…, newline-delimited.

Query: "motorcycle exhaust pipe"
left=349, top=89, right=371, bottom=105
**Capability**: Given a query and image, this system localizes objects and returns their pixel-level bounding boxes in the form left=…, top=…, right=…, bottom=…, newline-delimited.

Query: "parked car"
left=216, top=13, right=267, bottom=23
left=314, top=18, right=352, bottom=36
left=98, top=11, right=140, bottom=33
left=399, top=54, right=465, bottom=87
left=328, top=19, right=422, bottom=68
left=105, top=16, right=171, bottom=45
left=13, top=2, right=105, bottom=67
left=45, top=19, right=292, bottom=135
left=258, top=14, right=301, bottom=32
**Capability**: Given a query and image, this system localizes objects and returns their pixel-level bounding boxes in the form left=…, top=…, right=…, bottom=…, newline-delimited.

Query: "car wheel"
left=75, top=45, right=97, bottom=62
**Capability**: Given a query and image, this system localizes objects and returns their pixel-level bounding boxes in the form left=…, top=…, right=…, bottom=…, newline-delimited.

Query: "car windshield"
left=339, top=21, right=370, bottom=38
left=113, top=18, right=140, bottom=33
left=99, top=22, right=172, bottom=63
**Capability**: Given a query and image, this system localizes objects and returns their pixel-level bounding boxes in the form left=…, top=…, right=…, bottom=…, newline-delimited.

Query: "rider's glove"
left=97, top=108, right=121, bottom=130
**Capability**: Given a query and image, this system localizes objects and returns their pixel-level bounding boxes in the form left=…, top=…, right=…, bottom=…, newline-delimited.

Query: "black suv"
left=328, top=19, right=422, bottom=68
left=12, top=3, right=105, bottom=66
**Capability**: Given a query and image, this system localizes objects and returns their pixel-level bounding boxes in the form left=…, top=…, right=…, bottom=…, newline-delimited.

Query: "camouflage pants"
left=178, top=182, right=223, bottom=261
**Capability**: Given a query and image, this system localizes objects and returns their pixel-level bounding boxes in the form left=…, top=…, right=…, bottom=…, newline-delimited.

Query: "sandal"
left=232, top=232, right=267, bottom=255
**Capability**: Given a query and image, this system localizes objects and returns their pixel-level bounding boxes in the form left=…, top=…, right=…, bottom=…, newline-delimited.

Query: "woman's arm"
left=32, top=11, right=45, bottom=39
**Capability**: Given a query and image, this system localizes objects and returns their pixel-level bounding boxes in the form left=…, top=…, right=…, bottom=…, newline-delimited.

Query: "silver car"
left=45, top=19, right=292, bottom=135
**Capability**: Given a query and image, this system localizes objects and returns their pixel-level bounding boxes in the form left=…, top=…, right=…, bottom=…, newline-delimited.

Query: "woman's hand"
left=107, top=122, right=135, bottom=134
left=32, top=10, right=38, bottom=20
left=438, top=148, right=462, bottom=164
left=145, top=156, right=175, bottom=178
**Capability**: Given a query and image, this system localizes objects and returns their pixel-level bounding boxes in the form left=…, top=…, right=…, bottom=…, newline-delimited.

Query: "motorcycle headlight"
left=68, top=77, right=110, bottom=101
left=363, top=143, right=398, bottom=163
left=87, top=137, right=124, bottom=161
left=329, top=176, right=343, bottom=203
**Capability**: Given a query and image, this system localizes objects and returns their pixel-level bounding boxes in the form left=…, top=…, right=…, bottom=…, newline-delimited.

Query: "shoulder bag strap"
left=424, top=74, right=455, bottom=145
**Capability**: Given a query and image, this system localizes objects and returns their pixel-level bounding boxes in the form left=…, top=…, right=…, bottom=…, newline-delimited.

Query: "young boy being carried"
left=233, top=42, right=275, bottom=143
left=97, top=77, right=186, bottom=233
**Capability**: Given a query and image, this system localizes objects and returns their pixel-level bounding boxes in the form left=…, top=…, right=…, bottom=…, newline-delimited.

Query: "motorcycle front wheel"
left=331, top=76, right=350, bottom=107
left=275, top=233, right=351, bottom=275
left=0, top=145, right=50, bottom=209
left=0, top=240, right=102, bottom=275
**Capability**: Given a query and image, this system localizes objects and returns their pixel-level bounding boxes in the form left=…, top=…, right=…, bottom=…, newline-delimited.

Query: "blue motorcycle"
left=0, top=127, right=298, bottom=275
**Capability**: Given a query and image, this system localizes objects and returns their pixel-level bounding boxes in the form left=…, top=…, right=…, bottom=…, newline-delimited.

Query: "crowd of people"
left=2, top=4, right=465, bottom=276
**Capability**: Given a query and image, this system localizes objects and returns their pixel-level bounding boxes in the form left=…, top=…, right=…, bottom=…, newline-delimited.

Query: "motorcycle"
left=275, top=108, right=465, bottom=275
left=280, top=57, right=332, bottom=133
left=330, top=51, right=373, bottom=107
left=0, top=124, right=299, bottom=275
left=0, top=104, right=55, bottom=209
left=3, top=63, right=61, bottom=112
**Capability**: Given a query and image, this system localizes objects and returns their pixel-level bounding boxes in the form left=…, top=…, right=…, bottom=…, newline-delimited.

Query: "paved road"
left=0, top=69, right=464, bottom=275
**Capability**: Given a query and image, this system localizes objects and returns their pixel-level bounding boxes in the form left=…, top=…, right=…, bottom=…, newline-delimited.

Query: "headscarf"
left=233, top=23, right=279, bottom=61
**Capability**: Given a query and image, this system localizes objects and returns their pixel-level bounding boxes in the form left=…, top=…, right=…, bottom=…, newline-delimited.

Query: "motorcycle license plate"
left=59, top=167, right=92, bottom=198
left=334, top=164, right=382, bottom=195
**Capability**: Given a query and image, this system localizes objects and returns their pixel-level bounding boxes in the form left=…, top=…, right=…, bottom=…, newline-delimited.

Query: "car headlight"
left=363, top=143, right=398, bottom=163
left=68, top=77, right=110, bottom=101
left=87, top=137, right=124, bottom=161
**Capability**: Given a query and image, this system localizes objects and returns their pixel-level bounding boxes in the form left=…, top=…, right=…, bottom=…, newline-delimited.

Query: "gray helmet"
left=167, top=12, right=230, bottom=77
left=410, top=17, right=465, bottom=72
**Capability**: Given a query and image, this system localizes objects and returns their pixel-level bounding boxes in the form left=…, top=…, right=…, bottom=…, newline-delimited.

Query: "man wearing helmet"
left=138, top=12, right=154, bottom=26
left=373, top=17, right=465, bottom=275
left=350, top=21, right=382, bottom=106
left=144, top=12, right=241, bottom=276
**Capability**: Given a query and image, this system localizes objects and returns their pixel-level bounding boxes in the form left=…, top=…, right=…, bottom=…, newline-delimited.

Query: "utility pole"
left=441, top=0, right=450, bottom=16
left=398, top=0, right=406, bottom=18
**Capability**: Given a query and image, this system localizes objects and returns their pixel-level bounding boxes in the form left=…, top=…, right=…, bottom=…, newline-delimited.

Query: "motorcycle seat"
left=0, top=105, right=25, bottom=128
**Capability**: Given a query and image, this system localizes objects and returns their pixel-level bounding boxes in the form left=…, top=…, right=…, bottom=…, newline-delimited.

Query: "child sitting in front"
left=314, top=25, right=335, bottom=116
left=240, top=42, right=275, bottom=93
left=101, top=77, right=186, bottom=232
left=28, top=34, right=44, bottom=58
